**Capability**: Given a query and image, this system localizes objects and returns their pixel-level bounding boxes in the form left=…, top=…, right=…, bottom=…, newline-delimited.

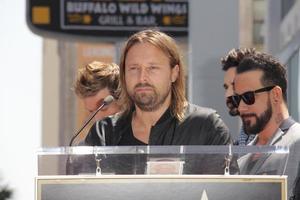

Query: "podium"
left=36, top=146, right=289, bottom=200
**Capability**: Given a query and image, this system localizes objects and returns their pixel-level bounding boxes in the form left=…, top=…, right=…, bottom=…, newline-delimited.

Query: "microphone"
left=69, top=95, right=115, bottom=146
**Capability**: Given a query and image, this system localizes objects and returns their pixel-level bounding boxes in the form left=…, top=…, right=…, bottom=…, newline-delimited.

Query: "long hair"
left=119, top=29, right=187, bottom=121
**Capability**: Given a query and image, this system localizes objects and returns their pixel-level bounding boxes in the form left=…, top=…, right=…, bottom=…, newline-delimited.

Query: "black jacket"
left=85, top=103, right=232, bottom=146
left=67, top=103, right=238, bottom=175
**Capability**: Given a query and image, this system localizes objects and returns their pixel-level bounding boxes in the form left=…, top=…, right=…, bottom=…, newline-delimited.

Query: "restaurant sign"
left=27, top=0, right=188, bottom=38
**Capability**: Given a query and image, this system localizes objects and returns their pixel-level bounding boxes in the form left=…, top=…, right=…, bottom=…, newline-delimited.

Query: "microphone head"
left=103, top=95, right=115, bottom=105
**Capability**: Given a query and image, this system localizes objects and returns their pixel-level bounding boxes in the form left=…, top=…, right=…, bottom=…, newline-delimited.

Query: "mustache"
left=241, top=113, right=257, bottom=118
left=134, top=83, right=154, bottom=89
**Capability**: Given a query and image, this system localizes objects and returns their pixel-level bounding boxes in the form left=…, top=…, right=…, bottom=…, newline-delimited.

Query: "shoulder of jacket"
left=287, top=122, right=300, bottom=140
left=98, top=112, right=131, bottom=130
left=185, top=103, right=217, bottom=118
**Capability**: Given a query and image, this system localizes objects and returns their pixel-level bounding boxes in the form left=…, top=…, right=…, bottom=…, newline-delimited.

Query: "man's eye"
left=129, top=66, right=138, bottom=71
left=87, top=109, right=95, bottom=114
left=149, top=66, right=158, bottom=70
left=99, top=105, right=108, bottom=111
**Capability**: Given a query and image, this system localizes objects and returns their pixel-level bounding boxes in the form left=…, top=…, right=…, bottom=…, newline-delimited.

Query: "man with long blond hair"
left=79, top=29, right=237, bottom=174
left=85, top=29, right=232, bottom=148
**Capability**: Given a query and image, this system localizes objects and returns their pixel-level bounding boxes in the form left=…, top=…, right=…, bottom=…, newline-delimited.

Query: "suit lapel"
left=248, top=129, right=283, bottom=174
left=269, top=129, right=285, bottom=145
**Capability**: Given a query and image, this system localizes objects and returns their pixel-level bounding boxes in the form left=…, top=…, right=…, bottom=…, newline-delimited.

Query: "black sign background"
left=27, top=0, right=188, bottom=39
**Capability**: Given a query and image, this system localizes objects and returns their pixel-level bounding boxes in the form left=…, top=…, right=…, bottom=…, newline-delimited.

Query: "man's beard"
left=241, top=99, right=273, bottom=135
left=130, top=83, right=171, bottom=112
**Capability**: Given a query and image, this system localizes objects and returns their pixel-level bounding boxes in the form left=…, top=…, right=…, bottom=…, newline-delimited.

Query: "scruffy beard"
left=241, top=99, right=273, bottom=135
left=130, top=83, right=171, bottom=112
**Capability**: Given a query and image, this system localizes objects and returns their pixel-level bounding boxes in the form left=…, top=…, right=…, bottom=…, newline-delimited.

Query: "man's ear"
left=171, top=65, right=179, bottom=83
left=271, top=86, right=283, bottom=104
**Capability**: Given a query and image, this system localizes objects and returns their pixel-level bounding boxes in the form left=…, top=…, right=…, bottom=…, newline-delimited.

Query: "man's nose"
left=138, top=68, right=149, bottom=82
left=238, top=99, right=248, bottom=113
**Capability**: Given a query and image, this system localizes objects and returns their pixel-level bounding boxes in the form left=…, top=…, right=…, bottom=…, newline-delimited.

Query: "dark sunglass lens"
left=242, top=92, right=255, bottom=105
left=226, top=97, right=232, bottom=107
left=226, top=97, right=235, bottom=108
left=231, top=95, right=241, bottom=108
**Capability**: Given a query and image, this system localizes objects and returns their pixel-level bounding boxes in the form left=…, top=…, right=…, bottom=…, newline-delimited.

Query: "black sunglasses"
left=226, top=96, right=236, bottom=109
left=226, top=96, right=240, bottom=116
left=231, top=86, right=275, bottom=108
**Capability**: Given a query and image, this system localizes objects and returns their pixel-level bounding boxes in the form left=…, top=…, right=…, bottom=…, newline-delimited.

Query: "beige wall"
left=42, top=38, right=60, bottom=147
left=239, top=0, right=254, bottom=47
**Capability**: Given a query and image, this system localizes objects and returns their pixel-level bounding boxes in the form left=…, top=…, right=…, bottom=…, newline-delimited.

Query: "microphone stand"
left=66, top=95, right=114, bottom=175
left=69, top=102, right=107, bottom=146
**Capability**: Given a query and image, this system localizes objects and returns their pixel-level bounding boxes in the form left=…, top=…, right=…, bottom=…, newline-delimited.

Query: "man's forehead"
left=234, top=70, right=263, bottom=89
left=236, top=70, right=263, bottom=80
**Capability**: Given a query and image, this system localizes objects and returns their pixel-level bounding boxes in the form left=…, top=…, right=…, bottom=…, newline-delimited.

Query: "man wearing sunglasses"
left=221, top=48, right=256, bottom=145
left=233, top=52, right=300, bottom=199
